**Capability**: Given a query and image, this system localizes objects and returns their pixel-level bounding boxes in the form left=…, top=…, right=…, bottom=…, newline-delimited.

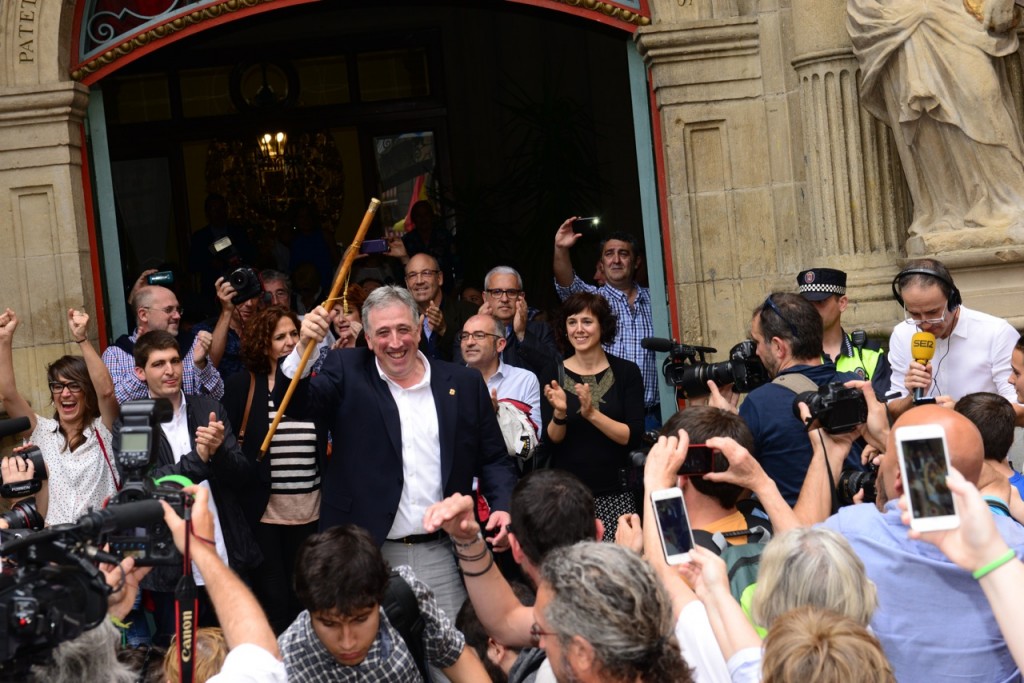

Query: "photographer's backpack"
left=382, top=570, right=430, bottom=681
left=692, top=500, right=772, bottom=601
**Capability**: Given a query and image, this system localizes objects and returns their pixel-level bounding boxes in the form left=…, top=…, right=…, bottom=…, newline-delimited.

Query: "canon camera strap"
left=175, top=509, right=198, bottom=683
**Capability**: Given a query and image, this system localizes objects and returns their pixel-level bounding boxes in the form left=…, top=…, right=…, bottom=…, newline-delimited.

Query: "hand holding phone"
left=896, top=424, right=959, bottom=531
left=572, top=216, right=601, bottom=233
left=651, top=487, right=695, bottom=565
left=678, top=444, right=717, bottom=476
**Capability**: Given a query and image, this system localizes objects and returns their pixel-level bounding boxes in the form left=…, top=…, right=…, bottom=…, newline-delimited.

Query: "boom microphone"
left=910, top=331, right=936, bottom=403
left=0, top=416, right=30, bottom=439
left=641, top=337, right=677, bottom=353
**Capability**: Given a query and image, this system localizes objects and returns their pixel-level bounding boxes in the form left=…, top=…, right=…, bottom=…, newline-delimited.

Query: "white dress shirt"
left=484, top=359, right=542, bottom=434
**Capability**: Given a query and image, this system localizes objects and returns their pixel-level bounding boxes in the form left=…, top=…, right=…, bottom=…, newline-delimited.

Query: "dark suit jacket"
left=418, top=295, right=478, bottom=362
left=274, top=348, right=518, bottom=544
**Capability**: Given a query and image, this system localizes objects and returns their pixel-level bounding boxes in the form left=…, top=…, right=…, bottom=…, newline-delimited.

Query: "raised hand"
left=544, top=380, right=568, bottom=414
left=195, top=412, right=225, bottom=462
left=554, top=216, right=583, bottom=250
left=192, top=330, right=213, bottom=367
left=0, top=308, right=20, bottom=343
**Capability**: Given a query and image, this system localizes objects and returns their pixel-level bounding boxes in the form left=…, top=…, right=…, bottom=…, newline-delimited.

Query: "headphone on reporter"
left=890, top=266, right=962, bottom=312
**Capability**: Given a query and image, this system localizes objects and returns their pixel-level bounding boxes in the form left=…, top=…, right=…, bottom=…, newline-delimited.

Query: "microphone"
left=75, top=499, right=165, bottom=535
left=0, top=416, right=30, bottom=439
left=641, top=337, right=676, bottom=353
left=910, top=331, right=936, bottom=403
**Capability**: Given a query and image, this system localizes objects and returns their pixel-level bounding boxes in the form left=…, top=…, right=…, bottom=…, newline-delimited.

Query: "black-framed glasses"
left=457, top=331, right=502, bottom=342
left=530, top=622, right=557, bottom=644
left=484, top=288, right=523, bottom=299
left=144, top=305, right=183, bottom=316
left=405, top=269, right=441, bottom=281
left=761, top=296, right=798, bottom=337
left=49, top=381, right=83, bottom=394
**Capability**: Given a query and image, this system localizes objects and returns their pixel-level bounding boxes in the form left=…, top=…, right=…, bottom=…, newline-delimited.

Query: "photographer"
left=0, top=308, right=119, bottom=525
left=193, top=277, right=259, bottom=381
left=709, top=292, right=860, bottom=504
left=160, top=485, right=285, bottom=681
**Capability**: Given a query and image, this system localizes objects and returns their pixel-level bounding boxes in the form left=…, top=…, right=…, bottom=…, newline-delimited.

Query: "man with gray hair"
left=535, top=542, right=694, bottom=683
left=274, top=285, right=518, bottom=620
left=459, top=265, right=560, bottom=381
left=261, top=269, right=292, bottom=309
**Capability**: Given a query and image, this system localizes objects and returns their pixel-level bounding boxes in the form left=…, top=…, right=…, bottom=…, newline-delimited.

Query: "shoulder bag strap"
left=96, top=430, right=121, bottom=491
left=238, top=372, right=256, bottom=447
left=771, top=372, right=819, bottom=394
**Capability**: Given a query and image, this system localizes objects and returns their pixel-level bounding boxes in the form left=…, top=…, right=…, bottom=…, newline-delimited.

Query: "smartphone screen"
left=678, top=444, right=715, bottom=476
left=897, top=427, right=957, bottom=530
left=652, top=489, right=694, bottom=564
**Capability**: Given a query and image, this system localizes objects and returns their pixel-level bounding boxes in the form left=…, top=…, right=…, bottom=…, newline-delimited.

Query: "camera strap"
left=175, top=512, right=198, bottom=683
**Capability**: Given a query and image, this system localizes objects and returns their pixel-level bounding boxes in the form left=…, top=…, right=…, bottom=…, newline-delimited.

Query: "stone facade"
left=0, top=0, right=1022, bottom=411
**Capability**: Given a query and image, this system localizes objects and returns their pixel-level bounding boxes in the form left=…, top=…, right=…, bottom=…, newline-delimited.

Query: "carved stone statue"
left=848, top=0, right=1024, bottom=237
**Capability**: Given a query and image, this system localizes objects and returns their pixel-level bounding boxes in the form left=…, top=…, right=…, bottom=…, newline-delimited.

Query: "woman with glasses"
left=542, top=292, right=644, bottom=541
left=222, top=305, right=327, bottom=633
left=0, top=307, right=119, bottom=525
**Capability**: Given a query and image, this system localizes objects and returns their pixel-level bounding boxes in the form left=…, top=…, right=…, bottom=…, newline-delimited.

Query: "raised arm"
left=69, top=309, right=118, bottom=430
left=162, top=486, right=279, bottom=657
left=553, top=217, right=582, bottom=287
left=207, top=277, right=237, bottom=369
left=0, top=309, right=36, bottom=431
left=422, top=494, right=535, bottom=648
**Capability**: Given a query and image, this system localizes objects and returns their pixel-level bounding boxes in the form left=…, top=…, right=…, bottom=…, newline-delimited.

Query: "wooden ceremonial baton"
left=258, top=197, right=382, bottom=461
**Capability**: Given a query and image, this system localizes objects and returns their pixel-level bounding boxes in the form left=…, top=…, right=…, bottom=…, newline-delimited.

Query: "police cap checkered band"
left=797, top=268, right=846, bottom=301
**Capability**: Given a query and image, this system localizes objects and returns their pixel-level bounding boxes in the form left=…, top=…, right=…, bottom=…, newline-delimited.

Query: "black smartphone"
left=359, top=239, right=390, bottom=254
left=147, top=271, right=174, bottom=286
left=572, top=216, right=600, bottom=233
left=677, top=444, right=717, bottom=476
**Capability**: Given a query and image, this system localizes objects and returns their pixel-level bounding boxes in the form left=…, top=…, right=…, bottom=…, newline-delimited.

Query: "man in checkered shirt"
left=279, top=525, right=488, bottom=681
left=553, top=219, right=659, bottom=428
left=102, top=284, right=223, bottom=403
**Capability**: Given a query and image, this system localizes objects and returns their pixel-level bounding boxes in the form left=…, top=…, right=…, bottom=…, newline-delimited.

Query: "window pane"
left=357, top=49, right=429, bottom=102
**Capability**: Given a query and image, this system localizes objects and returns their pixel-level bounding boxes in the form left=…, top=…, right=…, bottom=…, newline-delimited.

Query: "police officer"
left=797, top=267, right=891, bottom=398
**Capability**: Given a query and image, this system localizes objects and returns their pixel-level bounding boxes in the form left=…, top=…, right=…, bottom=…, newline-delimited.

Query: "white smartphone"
left=895, top=424, right=959, bottom=532
left=651, top=487, right=695, bottom=565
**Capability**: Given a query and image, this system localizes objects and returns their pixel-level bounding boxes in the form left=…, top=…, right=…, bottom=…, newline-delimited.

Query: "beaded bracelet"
left=972, top=548, right=1016, bottom=580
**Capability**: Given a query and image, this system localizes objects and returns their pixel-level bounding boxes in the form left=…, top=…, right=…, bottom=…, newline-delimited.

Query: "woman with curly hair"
left=222, top=305, right=327, bottom=633
left=0, top=307, right=118, bottom=525
left=541, top=291, right=644, bottom=541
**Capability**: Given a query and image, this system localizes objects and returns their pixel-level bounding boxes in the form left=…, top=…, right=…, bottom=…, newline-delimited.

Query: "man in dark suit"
left=405, top=252, right=476, bottom=362
left=275, top=285, right=517, bottom=621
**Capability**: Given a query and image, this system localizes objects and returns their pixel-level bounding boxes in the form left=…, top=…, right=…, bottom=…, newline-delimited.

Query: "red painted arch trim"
left=79, top=122, right=109, bottom=349
left=507, top=0, right=649, bottom=32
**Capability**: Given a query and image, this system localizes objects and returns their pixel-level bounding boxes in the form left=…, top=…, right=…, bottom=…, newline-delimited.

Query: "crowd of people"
left=1, top=196, right=1024, bottom=683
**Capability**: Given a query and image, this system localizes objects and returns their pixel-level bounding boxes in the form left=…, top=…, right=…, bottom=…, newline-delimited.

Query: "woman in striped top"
left=223, top=305, right=328, bottom=633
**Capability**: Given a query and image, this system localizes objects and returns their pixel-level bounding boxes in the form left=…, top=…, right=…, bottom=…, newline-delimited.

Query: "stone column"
left=0, top=82, right=96, bottom=412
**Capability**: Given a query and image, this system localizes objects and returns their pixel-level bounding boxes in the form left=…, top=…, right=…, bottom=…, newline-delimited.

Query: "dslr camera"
left=791, top=382, right=867, bottom=434
left=837, top=464, right=878, bottom=506
left=211, top=237, right=264, bottom=305
left=0, top=446, right=47, bottom=500
left=105, top=399, right=193, bottom=566
left=653, top=338, right=769, bottom=400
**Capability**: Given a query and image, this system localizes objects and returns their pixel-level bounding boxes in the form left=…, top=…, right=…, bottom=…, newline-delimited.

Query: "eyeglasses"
left=484, top=288, right=523, bottom=300
left=49, top=381, right=83, bottom=394
left=761, top=296, right=798, bottom=337
left=457, top=331, right=502, bottom=342
left=530, top=623, right=557, bottom=644
left=903, top=307, right=947, bottom=327
left=405, top=269, right=440, bottom=281
left=144, top=305, right=183, bottom=316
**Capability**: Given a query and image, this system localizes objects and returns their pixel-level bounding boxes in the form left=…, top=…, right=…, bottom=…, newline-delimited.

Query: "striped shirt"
left=261, top=397, right=321, bottom=525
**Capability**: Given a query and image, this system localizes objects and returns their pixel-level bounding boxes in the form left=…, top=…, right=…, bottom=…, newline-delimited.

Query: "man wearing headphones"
left=888, top=258, right=1021, bottom=418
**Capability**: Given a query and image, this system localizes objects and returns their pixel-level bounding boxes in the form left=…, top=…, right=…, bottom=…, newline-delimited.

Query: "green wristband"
left=972, top=549, right=1016, bottom=580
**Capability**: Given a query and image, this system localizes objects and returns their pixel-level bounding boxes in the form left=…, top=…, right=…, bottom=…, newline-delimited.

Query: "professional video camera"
left=211, top=236, right=263, bottom=305
left=643, top=337, right=769, bottom=400
left=105, top=399, right=193, bottom=566
left=790, top=382, right=867, bottom=435
left=0, top=499, right=163, bottom=678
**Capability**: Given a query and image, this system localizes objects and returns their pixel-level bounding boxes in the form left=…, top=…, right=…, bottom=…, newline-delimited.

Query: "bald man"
left=822, top=405, right=1024, bottom=683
